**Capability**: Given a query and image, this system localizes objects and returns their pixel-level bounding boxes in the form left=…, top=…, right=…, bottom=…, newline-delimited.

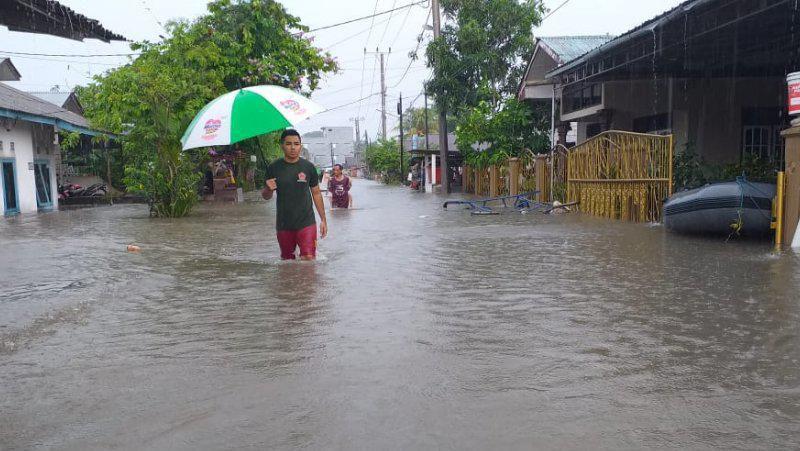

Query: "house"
left=302, top=126, right=355, bottom=168
left=0, top=0, right=126, bottom=215
left=27, top=89, right=84, bottom=116
left=0, top=79, right=103, bottom=215
left=544, top=0, right=799, bottom=165
left=518, top=35, right=615, bottom=147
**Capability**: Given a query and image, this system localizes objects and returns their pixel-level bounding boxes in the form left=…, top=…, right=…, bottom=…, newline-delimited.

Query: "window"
left=741, top=107, right=784, bottom=163
left=633, top=113, right=670, bottom=134
left=563, top=82, right=603, bottom=114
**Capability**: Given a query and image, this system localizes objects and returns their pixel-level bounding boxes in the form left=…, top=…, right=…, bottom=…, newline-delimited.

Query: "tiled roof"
left=537, top=36, right=616, bottom=64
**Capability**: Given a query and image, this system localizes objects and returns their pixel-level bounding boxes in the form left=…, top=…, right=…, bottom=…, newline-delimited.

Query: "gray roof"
left=0, top=82, right=90, bottom=129
left=0, top=58, right=21, bottom=82
left=303, top=130, right=324, bottom=138
left=27, top=91, right=74, bottom=108
left=537, top=36, right=616, bottom=64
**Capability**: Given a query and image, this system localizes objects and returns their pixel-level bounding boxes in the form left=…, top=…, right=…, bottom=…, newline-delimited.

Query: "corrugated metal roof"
left=27, top=91, right=73, bottom=108
left=537, top=36, right=617, bottom=64
left=0, top=0, right=126, bottom=42
left=0, top=82, right=89, bottom=128
left=547, top=0, right=714, bottom=78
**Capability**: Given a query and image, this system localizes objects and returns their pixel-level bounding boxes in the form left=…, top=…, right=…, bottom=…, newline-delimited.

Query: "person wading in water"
left=261, top=129, right=327, bottom=260
left=327, top=164, right=353, bottom=209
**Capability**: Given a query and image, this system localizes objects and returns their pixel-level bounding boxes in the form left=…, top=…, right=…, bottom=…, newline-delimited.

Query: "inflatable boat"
left=663, top=179, right=775, bottom=236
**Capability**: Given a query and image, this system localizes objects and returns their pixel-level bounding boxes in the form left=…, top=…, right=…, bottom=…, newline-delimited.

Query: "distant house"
left=27, top=89, right=84, bottom=116
left=302, top=127, right=355, bottom=168
left=0, top=58, right=21, bottom=82
left=544, top=0, right=799, bottom=165
left=1, top=71, right=103, bottom=215
left=518, top=36, right=615, bottom=148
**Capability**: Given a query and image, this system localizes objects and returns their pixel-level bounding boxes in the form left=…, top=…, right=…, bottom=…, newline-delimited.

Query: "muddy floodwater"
left=2, top=180, right=800, bottom=450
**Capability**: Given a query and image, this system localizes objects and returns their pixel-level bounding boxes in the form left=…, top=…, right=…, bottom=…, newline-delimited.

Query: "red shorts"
left=276, top=224, right=317, bottom=260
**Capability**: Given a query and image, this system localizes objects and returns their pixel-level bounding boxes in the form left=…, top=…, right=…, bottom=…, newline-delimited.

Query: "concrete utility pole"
left=398, top=93, right=404, bottom=181
left=380, top=52, right=387, bottom=140
left=431, top=0, right=450, bottom=193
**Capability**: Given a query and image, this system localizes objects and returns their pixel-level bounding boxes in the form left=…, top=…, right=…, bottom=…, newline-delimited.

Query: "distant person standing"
left=327, top=164, right=352, bottom=209
left=261, top=129, right=327, bottom=260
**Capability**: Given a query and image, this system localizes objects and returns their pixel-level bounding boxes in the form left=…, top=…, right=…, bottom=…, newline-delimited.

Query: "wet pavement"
left=2, top=179, right=800, bottom=450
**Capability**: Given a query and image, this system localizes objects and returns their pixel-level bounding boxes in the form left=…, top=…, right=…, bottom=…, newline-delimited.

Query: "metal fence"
left=567, top=131, right=673, bottom=222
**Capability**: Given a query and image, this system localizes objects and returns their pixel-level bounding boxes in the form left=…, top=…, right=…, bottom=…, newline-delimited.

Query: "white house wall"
left=0, top=121, right=58, bottom=215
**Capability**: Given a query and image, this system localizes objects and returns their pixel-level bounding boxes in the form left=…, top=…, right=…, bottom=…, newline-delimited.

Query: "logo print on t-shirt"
left=297, top=172, right=307, bottom=183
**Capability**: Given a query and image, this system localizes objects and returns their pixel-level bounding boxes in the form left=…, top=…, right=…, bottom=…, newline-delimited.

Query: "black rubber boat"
left=663, top=179, right=775, bottom=236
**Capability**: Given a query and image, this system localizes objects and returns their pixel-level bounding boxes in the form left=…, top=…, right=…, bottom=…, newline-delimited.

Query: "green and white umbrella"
left=181, top=85, right=324, bottom=150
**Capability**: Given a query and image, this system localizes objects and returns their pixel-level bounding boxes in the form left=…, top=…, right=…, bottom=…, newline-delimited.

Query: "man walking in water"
left=262, top=129, right=327, bottom=260
left=327, top=164, right=352, bottom=209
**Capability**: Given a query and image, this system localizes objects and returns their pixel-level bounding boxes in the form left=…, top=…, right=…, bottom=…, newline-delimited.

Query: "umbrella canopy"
left=181, top=85, right=324, bottom=150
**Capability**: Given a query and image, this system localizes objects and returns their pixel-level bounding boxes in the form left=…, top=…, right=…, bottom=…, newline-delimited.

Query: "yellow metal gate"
left=567, top=131, right=673, bottom=222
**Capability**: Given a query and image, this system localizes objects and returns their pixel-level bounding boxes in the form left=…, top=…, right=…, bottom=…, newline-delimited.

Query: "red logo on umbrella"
left=280, top=99, right=307, bottom=116
left=203, top=118, right=222, bottom=140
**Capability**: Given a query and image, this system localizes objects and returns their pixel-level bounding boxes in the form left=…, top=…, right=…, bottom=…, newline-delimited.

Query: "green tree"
left=364, top=139, right=409, bottom=184
left=425, top=0, right=545, bottom=113
left=425, top=0, right=549, bottom=162
left=80, top=0, right=337, bottom=217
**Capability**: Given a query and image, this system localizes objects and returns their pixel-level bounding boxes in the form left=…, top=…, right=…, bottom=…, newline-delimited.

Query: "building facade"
left=302, top=126, right=355, bottom=168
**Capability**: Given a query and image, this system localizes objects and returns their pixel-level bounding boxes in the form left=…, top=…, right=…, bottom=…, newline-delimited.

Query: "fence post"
left=508, top=158, right=520, bottom=196
left=463, top=166, right=472, bottom=193
left=781, top=126, right=800, bottom=248
left=475, top=168, right=483, bottom=195
left=489, top=165, right=499, bottom=197
left=534, top=155, right=547, bottom=202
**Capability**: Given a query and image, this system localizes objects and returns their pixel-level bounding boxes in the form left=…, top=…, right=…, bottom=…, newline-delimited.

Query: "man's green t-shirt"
left=266, top=158, right=319, bottom=231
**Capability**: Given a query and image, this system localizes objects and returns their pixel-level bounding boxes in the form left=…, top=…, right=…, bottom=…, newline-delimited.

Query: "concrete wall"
left=0, top=121, right=58, bottom=215
left=575, top=76, right=786, bottom=163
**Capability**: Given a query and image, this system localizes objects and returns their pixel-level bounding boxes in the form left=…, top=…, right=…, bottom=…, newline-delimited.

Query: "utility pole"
left=431, top=0, right=450, bottom=193
left=398, top=93, right=404, bottom=182
left=424, top=91, right=430, bottom=150
left=330, top=142, right=336, bottom=168
left=380, top=52, right=387, bottom=140
left=365, top=48, right=391, bottom=141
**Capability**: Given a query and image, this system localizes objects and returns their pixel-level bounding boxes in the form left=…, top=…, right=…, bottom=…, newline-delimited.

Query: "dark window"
left=633, top=113, right=670, bottom=134
left=563, top=82, right=603, bottom=115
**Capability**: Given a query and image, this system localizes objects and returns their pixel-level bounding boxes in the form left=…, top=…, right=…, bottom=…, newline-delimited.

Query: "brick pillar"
left=534, top=155, right=548, bottom=202
left=781, top=126, right=800, bottom=247
left=508, top=158, right=521, bottom=196
left=489, top=165, right=499, bottom=198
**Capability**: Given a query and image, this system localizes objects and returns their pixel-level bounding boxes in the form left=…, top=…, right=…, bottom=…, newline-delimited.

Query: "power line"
left=542, top=0, right=572, bottom=21
left=377, top=0, right=400, bottom=47
left=307, top=0, right=428, bottom=33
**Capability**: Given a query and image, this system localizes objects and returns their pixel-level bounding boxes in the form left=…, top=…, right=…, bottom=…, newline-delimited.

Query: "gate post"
left=781, top=126, right=800, bottom=248
left=508, top=158, right=520, bottom=196
left=475, top=168, right=483, bottom=195
left=534, top=155, right=548, bottom=202
left=463, top=166, right=472, bottom=193
left=489, top=165, right=499, bottom=197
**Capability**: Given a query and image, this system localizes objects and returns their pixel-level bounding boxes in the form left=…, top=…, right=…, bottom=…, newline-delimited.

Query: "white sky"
left=1, top=0, right=686, bottom=139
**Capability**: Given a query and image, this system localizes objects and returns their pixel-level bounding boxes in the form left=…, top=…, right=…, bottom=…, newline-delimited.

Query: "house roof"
left=537, top=36, right=616, bottom=65
left=0, top=58, right=21, bottom=82
left=27, top=91, right=74, bottom=108
left=0, top=82, right=101, bottom=135
left=546, top=0, right=797, bottom=84
left=0, top=0, right=126, bottom=42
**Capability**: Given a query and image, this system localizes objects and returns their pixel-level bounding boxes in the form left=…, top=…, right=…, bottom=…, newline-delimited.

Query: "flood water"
left=2, top=179, right=800, bottom=450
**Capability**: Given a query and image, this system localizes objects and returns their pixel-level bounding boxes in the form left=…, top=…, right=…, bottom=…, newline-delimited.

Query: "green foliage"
left=365, top=139, right=409, bottom=184
left=398, top=104, right=456, bottom=138
left=425, top=0, right=548, bottom=162
left=672, top=143, right=778, bottom=191
left=79, top=0, right=337, bottom=217
left=457, top=99, right=549, bottom=168
left=426, top=0, right=545, bottom=113
left=58, top=131, right=81, bottom=151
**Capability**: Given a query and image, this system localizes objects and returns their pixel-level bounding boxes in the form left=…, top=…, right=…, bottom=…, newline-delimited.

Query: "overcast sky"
left=1, top=0, right=686, bottom=139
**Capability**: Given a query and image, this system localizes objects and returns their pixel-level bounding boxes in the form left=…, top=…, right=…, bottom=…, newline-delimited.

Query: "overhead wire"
left=306, top=0, right=428, bottom=33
